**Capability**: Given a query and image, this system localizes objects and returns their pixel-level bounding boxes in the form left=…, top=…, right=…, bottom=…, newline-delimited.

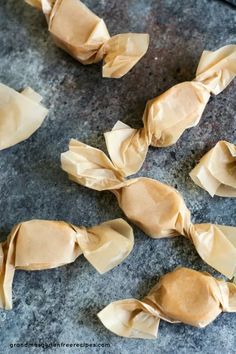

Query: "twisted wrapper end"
left=189, top=224, right=236, bottom=279
left=98, top=299, right=161, bottom=339
left=25, top=0, right=149, bottom=78
left=104, top=121, right=149, bottom=177
left=195, top=44, right=236, bottom=95
left=190, top=140, right=236, bottom=197
left=216, top=278, right=236, bottom=312
left=100, top=33, right=149, bottom=79
left=0, top=224, right=23, bottom=310
left=76, top=218, right=134, bottom=274
left=98, top=268, right=236, bottom=339
left=61, top=139, right=126, bottom=191
left=0, top=83, right=48, bottom=151
left=0, top=219, right=133, bottom=310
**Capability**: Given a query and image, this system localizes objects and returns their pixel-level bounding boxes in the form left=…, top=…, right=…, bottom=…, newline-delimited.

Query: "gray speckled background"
left=0, top=0, right=236, bottom=353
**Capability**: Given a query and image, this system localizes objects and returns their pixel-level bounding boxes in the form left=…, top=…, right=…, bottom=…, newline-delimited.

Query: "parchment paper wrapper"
left=190, top=140, right=236, bottom=197
left=25, top=0, right=149, bottom=78
left=61, top=140, right=236, bottom=278
left=0, top=83, right=48, bottom=151
left=71, top=44, right=236, bottom=175
left=98, top=267, right=236, bottom=339
left=0, top=218, right=133, bottom=309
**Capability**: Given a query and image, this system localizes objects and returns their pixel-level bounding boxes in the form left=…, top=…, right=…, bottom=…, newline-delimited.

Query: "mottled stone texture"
left=0, top=0, right=236, bottom=353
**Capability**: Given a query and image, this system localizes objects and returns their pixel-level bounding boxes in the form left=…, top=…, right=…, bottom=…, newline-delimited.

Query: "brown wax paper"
left=61, top=140, right=236, bottom=278
left=98, top=267, right=236, bottom=339
left=0, top=218, right=133, bottom=309
left=0, top=83, right=48, bottom=151
left=190, top=140, right=236, bottom=197
left=79, top=44, right=236, bottom=175
left=25, top=0, right=149, bottom=78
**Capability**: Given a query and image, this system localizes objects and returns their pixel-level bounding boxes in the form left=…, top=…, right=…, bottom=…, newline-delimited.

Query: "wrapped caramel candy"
left=25, top=0, right=149, bottom=78
left=62, top=44, right=235, bottom=175
left=190, top=141, right=236, bottom=197
left=0, top=83, right=48, bottom=151
left=104, top=45, right=236, bottom=175
left=61, top=140, right=236, bottom=278
left=0, top=218, right=133, bottom=309
left=98, top=267, right=236, bottom=339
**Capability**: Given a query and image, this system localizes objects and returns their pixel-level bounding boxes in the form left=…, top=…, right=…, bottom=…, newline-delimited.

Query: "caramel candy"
left=0, top=218, right=133, bottom=309
left=190, top=140, right=236, bottom=197
left=25, top=0, right=149, bottom=78
left=61, top=142, right=236, bottom=279
left=98, top=268, right=236, bottom=339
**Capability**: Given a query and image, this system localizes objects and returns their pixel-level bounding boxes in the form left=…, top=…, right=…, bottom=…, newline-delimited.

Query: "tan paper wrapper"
left=61, top=141, right=236, bottom=278
left=0, top=218, right=134, bottom=309
left=98, top=267, right=236, bottom=339
left=25, top=0, right=149, bottom=78
left=190, top=140, right=236, bottom=197
left=71, top=44, right=236, bottom=175
left=0, top=83, right=48, bottom=151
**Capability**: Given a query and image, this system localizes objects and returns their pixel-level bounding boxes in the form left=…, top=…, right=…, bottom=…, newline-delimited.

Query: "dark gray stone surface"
left=0, top=0, right=236, bottom=353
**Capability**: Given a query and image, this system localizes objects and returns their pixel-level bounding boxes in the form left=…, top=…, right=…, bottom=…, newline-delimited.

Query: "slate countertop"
left=0, top=1, right=236, bottom=353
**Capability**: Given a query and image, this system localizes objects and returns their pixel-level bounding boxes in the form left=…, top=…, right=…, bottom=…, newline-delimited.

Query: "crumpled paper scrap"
left=0, top=83, right=48, bottom=151
left=64, top=44, right=235, bottom=175
left=190, top=140, right=236, bottom=197
left=61, top=140, right=236, bottom=279
left=0, top=218, right=133, bottom=309
left=25, top=0, right=149, bottom=78
left=98, top=267, right=236, bottom=339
